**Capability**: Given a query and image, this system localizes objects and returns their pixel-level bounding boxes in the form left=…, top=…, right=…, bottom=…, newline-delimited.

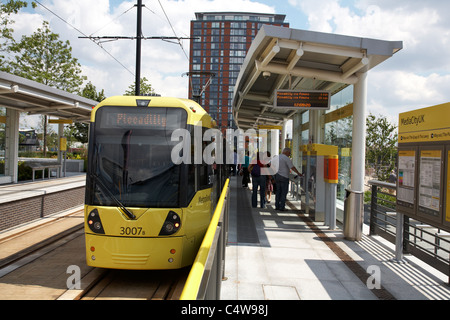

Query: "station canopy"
left=233, top=25, right=403, bottom=130
left=0, top=71, right=97, bottom=122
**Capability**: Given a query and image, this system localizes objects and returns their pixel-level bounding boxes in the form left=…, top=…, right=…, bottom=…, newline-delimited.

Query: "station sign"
left=397, top=102, right=450, bottom=232
left=257, top=125, right=283, bottom=130
left=398, top=102, right=450, bottom=143
left=274, top=90, right=330, bottom=110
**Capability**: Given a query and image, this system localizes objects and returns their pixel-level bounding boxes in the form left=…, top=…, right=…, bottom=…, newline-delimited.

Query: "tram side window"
left=198, top=164, right=213, bottom=190
left=196, top=129, right=213, bottom=190
left=186, top=164, right=196, bottom=201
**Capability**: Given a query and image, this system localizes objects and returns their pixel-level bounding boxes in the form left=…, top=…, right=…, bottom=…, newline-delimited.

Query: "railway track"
left=78, top=268, right=189, bottom=300
left=0, top=208, right=189, bottom=300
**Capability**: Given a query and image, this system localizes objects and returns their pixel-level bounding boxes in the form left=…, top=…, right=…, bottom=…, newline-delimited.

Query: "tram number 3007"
left=119, top=227, right=145, bottom=236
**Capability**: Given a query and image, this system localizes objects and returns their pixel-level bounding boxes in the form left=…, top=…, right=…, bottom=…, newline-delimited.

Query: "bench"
left=26, top=162, right=61, bottom=181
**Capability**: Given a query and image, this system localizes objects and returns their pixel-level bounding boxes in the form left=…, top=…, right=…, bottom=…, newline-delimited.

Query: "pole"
left=329, top=183, right=337, bottom=230
left=393, top=212, right=405, bottom=262
left=135, top=0, right=143, bottom=96
left=351, top=72, right=368, bottom=192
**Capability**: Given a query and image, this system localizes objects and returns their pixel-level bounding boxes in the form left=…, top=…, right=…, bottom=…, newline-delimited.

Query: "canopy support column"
left=351, top=72, right=368, bottom=192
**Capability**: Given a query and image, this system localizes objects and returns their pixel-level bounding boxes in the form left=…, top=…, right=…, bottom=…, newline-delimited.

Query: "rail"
left=368, top=180, right=450, bottom=284
left=289, top=173, right=302, bottom=201
left=180, top=178, right=230, bottom=300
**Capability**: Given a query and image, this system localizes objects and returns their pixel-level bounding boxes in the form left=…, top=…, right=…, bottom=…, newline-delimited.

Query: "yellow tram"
left=84, top=96, right=223, bottom=270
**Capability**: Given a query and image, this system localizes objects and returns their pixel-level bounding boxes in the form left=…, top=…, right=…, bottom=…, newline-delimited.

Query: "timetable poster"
left=418, top=150, right=442, bottom=217
left=397, top=150, right=415, bottom=206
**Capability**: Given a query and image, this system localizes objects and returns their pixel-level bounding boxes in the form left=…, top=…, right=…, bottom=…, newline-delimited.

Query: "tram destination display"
left=98, top=106, right=185, bottom=130
left=274, top=90, right=330, bottom=110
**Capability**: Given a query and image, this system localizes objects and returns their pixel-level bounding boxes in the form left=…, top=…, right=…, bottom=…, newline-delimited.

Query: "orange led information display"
left=101, top=109, right=170, bottom=129
left=275, top=90, right=330, bottom=110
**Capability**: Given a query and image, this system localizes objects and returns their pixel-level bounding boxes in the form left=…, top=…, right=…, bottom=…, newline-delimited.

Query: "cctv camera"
left=263, top=71, right=271, bottom=80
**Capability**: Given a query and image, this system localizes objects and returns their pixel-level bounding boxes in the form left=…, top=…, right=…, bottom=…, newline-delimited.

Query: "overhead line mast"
left=135, top=0, right=143, bottom=96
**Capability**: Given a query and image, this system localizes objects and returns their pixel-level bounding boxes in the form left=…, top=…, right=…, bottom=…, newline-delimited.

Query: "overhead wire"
left=145, top=0, right=190, bottom=61
left=34, top=0, right=135, bottom=76
left=89, top=4, right=135, bottom=37
left=33, top=1, right=191, bottom=77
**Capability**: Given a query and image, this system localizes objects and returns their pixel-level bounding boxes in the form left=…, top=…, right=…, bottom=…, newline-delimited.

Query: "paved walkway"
left=221, top=176, right=450, bottom=300
left=0, top=174, right=85, bottom=204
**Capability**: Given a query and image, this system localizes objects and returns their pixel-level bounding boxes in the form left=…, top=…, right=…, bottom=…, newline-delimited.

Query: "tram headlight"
left=87, top=209, right=105, bottom=234
left=164, top=222, right=174, bottom=233
left=159, top=211, right=181, bottom=236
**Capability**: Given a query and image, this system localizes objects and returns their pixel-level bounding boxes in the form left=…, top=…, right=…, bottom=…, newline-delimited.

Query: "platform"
left=0, top=174, right=86, bottom=232
left=221, top=176, right=450, bottom=300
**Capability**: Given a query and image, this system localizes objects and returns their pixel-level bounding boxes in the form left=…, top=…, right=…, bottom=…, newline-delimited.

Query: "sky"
left=11, top=0, right=450, bottom=127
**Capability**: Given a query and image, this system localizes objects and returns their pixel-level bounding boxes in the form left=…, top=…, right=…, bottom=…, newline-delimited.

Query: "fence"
left=180, top=178, right=230, bottom=300
left=368, top=180, right=450, bottom=284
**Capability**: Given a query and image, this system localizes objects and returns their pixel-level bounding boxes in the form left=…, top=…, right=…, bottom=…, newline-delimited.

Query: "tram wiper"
left=121, top=130, right=132, bottom=194
left=90, top=173, right=136, bottom=220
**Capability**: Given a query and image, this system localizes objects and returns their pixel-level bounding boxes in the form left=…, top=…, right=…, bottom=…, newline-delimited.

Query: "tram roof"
left=232, top=25, right=403, bottom=130
left=0, top=71, right=97, bottom=122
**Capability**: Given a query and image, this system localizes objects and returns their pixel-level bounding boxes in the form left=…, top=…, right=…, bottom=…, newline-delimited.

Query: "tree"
left=8, top=20, right=87, bottom=156
left=0, top=1, right=36, bottom=71
left=124, top=77, right=156, bottom=96
left=366, top=113, right=398, bottom=181
left=80, top=81, right=106, bottom=102
left=8, top=20, right=86, bottom=92
left=66, top=82, right=106, bottom=145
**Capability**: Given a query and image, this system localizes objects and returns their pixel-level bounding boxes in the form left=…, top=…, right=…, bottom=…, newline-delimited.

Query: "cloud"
left=368, top=70, right=450, bottom=125
left=288, top=0, right=450, bottom=122
left=10, top=0, right=450, bottom=127
left=12, top=0, right=275, bottom=97
left=11, top=12, right=44, bottom=37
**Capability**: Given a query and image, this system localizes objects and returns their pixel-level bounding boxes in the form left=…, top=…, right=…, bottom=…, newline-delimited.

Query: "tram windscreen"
left=88, top=106, right=187, bottom=208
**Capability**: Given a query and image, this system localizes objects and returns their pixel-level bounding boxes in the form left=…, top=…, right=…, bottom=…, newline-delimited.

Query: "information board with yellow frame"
left=397, top=102, right=450, bottom=231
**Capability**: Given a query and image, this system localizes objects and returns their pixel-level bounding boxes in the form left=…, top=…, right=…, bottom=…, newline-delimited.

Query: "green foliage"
left=0, top=1, right=35, bottom=71
left=17, top=161, right=32, bottom=181
left=65, top=81, right=106, bottom=145
left=364, top=189, right=396, bottom=209
left=8, top=20, right=86, bottom=93
left=80, top=81, right=106, bottom=102
left=17, top=161, right=53, bottom=181
left=366, top=113, right=398, bottom=181
left=124, top=77, right=156, bottom=96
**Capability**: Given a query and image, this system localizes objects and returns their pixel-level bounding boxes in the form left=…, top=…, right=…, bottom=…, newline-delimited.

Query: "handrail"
left=180, top=178, right=230, bottom=300
left=368, top=179, right=395, bottom=189
left=368, top=180, right=450, bottom=283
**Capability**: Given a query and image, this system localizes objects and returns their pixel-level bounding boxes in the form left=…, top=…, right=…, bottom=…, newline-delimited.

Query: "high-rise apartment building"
left=189, top=12, right=289, bottom=131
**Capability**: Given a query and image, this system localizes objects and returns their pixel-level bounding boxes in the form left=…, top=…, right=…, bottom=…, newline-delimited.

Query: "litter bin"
left=343, top=189, right=364, bottom=241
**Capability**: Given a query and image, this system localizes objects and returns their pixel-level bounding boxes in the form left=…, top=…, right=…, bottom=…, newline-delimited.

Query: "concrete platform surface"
left=221, top=176, right=450, bottom=300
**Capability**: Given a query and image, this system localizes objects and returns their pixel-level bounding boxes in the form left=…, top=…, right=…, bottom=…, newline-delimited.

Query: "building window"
left=190, top=12, right=288, bottom=130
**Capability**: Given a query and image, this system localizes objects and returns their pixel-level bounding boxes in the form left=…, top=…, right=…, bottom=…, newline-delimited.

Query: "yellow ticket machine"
left=303, top=144, right=338, bottom=222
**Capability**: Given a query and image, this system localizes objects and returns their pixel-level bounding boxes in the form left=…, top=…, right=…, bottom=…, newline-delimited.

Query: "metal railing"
left=289, top=173, right=302, bottom=201
left=180, top=178, right=230, bottom=300
left=368, top=180, right=450, bottom=284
